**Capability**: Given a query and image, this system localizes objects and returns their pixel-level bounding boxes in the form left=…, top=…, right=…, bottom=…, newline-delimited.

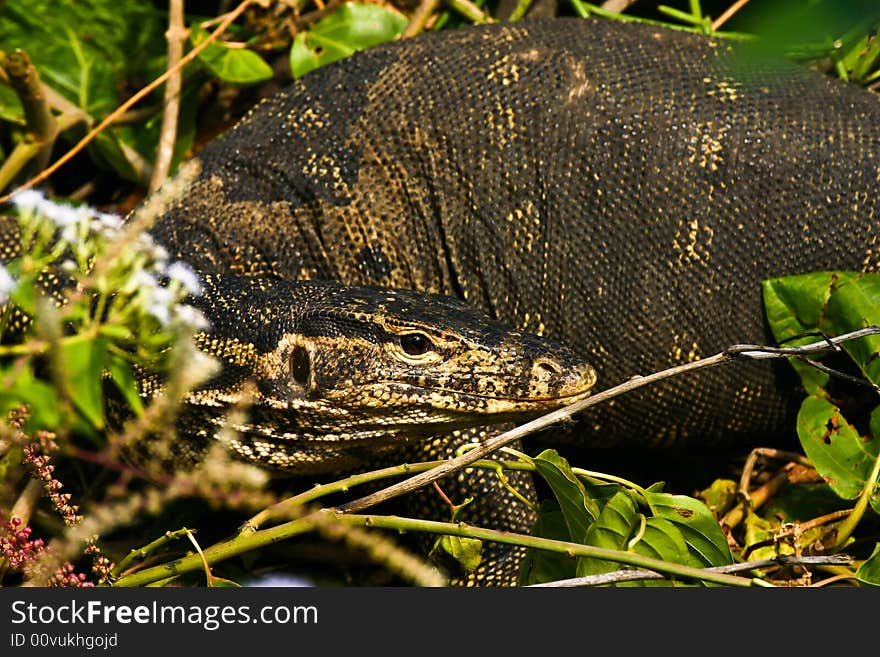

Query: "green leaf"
left=632, top=517, right=688, bottom=560
left=764, top=271, right=880, bottom=511
left=8, top=273, right=37, bottom=317
left=532, top=449, right=598, bottom=542
left=865, top=409, right=880, bottom=514
left=762, top=272, right=835, bottom=333
left=59, top=335, right=108, bottom=429
left=698, top=478, right=738, bottom=517
left=0, top=84, right=24, bottom=124
left=520, top=501, right=577, bottom=585
left=624, top=517, right=691, bottom=587
left=289, top=3, right=407, bottom=79
left=821, top=273, right=880, bottom=386
left=762, top=273, right=836, bottom=393
left=857, top=543, right=880, bottom=586
left=0, top=0, right=166, bottom=114
left=764, top=272, right=880, bottom=388
left=761, top=481, right=850, bottom=523
left=797, top=395, right=879, bottom=502
left=190, top=25, right=273, bottom=85
left=646, top=491, right=734, bottom=567
left=0, top=365, right=61, bottom=431
left=575, top=491, right=638, bottom=577
left=207, top=575, right=242, bottom=588
left=106, top=352, right=144, bottom=415
left=432, top=535, right=483, bottom=574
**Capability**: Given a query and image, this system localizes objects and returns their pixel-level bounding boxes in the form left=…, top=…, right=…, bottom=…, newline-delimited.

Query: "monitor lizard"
left=6, top=16, right=880, bottom=584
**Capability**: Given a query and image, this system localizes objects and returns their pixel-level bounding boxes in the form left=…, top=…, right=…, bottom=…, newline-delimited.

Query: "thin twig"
left=150, top=0, right=187, bottom=193
left=507, top=0, right=534, bottom=22
left=600, top=1, right=637, bottom=12
left=722, top=447, right=817, bottom=530
left=0, top=51, right=58, bottom=176
left=712, top=0, right=751, bottom=32
left=445, top=0, right=494, bottom=24
left=402, top=0, right=442, bottom=38
left=528, top=554, right=854, bottom=587
left=340, top=327, right=880, bottom=514
left=797, top=509, right=851, bottom=534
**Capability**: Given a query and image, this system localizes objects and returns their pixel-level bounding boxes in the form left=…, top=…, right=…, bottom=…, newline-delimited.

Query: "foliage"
left=0, top=0, right=879, bottom=588
left=521, top=450, right=734, bottom=586
left=290, top=3, right=408, bottom=79
left=0, top=0, right=168, bottom=183
left=0, top=189, right=212, bottom=432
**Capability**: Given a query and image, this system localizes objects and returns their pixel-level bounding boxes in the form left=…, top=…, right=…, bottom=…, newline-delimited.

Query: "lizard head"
left=186, top=277, right=596, bottom=472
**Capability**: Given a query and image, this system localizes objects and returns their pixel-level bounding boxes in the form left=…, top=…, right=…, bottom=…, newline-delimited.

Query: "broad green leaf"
left=647, top=491, right=733, bottom=567
left=289, top=3, right=407, bottom=79
left=520, top=501, right=577, bottom=585
left=190, top=25, right=273, bottom=85
left=857, top=543, right=880, bottom=586
left=762, top=273, right=836, bottom=393
left=579, top=477, right=629, bottom=510
left=624, top=517, right=691, bottom=587
left=764, top=272, right=880, bottom=388
left=0, top=0, right=166, bottom=114
left=532, top=449, right=598, bottom=542
left=762, top=272, right=836, bottom=337
left=59, top=335, right=108, bottom=429
left=797, top=395, right=879, bottom=502
left=0, top=365, right=61, bottom=430
left=431, top=535, right=483, bottom=574
left=761, top=481, right=849, bottom=522
left=698, top=478, right=738, bottom=517
left=575, top=491, right=638, bottom=577
left=743, top=509, right=794, bottom=561
left=0, top=85, right=24, bottom=124
left=632, top=517, right=689, bottom=561
left=821, top=274, right=880, bottom=386
left=764, top=271, right=880, bottom=511
left=106, top=352, right=144, bottom=415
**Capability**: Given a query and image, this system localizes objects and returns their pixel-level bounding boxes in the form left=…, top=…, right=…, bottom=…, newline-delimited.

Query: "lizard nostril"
left=291, top=346, right=311, bottom=387
left=535, top=359, right=562, bottom=376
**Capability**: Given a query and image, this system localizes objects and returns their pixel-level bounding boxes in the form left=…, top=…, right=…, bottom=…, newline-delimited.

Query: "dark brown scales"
left=154, top=18, right=880, bottom=449
left=8, top=18, right=873, bottom=585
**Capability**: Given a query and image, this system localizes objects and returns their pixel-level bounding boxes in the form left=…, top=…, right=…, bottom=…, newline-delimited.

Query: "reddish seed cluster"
left=22, top=432, right=82, bottom=526
left=0, top=517, right=45, bottom=569
left=45, top=562, right=94, bottom=588
left=0, top=517, right=94, bottom=586
left=86, top=541, right=114, bottom=584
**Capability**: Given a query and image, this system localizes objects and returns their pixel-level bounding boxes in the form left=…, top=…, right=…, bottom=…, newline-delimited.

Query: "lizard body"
left=6, top=16, right=880, bottom=584
left=155, top=17, right=880, bottom=449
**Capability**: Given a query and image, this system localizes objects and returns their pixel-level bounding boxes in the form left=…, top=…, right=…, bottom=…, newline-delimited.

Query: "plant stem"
left=834, top=446, right=880, bottom=550
left=112, top=510, right=757, bottom=587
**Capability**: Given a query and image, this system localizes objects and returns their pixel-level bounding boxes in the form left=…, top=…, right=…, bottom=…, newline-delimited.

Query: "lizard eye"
left=291, top=346, right=311, bottom=386
left=398, top=332, right=433, bottom=356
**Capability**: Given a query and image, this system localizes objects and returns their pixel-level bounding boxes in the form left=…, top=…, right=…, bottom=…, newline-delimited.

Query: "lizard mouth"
left=371, top=380, right=594, bottom=413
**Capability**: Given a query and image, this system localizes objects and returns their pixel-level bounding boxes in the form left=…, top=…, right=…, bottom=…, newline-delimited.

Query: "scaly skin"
left=172, top=276, right=595, bottom=473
